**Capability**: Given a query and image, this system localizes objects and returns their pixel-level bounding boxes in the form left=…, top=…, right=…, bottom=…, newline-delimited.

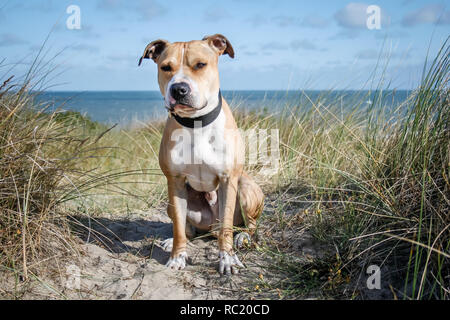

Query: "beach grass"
left=0, top=39, right=448, bottom=299
left=237, top=39, right=449, bottom=299
left=0, top=74, right=96, bottom=289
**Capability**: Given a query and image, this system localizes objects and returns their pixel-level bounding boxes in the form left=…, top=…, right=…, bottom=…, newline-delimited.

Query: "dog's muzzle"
left=169, top=82, right=193, bottom=108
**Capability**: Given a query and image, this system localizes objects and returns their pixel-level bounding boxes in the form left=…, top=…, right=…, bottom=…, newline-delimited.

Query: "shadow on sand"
left=70, top=215, right=173, bottom=265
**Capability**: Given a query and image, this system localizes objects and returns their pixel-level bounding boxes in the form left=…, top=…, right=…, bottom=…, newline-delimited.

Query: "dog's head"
left=138, top=34, right=234, bottom=118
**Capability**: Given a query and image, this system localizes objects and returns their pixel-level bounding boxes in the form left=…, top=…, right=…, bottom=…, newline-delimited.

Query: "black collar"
left=171, top=91, right=222, bottom=128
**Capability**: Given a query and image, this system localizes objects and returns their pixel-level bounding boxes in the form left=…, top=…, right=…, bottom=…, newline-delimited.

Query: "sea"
left=34, top=90, right=412, bottom=126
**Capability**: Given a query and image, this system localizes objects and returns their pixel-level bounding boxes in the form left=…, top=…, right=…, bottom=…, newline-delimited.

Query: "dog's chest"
left=169, top=111, right=230, bottom=192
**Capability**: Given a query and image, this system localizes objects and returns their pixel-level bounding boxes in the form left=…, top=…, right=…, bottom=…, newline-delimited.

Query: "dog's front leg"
left=218, top=175, right=244, bottom=275
left=166, top=176, right=188, bottom=270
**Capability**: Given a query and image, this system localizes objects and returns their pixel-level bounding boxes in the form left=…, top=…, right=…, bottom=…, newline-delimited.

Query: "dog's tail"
left=238, top=171, right=264, bottom=234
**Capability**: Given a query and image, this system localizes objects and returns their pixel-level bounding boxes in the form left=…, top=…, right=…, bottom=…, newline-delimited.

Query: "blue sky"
left=0, top=0, right=449, bottom=90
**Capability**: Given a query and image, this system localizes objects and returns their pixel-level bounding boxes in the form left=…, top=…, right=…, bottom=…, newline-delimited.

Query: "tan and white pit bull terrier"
left=138, top=34, right=264, bottom=275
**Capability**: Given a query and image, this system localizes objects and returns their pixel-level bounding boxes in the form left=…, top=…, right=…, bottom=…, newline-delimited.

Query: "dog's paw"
left=234, top=232, right=251, bottom=249
left=160, top=238, right=173, bottom=252
left=204, top=191, right=217, bottom=206
left=219, top=251, right=244, bottom=275
left=165, top=252, right=188, bottom=270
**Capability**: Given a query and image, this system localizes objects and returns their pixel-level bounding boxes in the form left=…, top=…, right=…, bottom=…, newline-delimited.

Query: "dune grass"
left=0, top=76, right=94, bottom=286
left=233, top=40, right=449, bottom=299
left=0, top=39, right=448, bottom=299
left=0, top=66, right=147, bottom=296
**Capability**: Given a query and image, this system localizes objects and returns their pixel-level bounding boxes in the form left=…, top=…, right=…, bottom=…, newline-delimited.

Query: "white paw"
left=234, top=232, right=251, bottom=249
left=219, top=251, right=244, bottom=275
left=160, top=238, right=173, bottom=252
left=205, top=191, right=217, bottom=206
left=165, top=252, right=188, bottom=270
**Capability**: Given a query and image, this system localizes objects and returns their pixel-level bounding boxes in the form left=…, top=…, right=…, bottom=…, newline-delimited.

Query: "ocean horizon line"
left=34, top=89, right=413, bottom=124
left=39, top=89, right=415, bottom=93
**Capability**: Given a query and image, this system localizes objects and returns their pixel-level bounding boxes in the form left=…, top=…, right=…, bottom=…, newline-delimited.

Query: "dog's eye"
left=160, top=65, right=172, bottom=72
left=194, top=62, right=207, bottom=70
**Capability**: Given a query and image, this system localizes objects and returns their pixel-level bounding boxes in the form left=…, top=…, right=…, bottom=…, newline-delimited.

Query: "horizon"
left=40, top=88, right=415, bottom=92
left=1, top=1, right=449, bottom=91
left=34, top=87, right=414, bottom=125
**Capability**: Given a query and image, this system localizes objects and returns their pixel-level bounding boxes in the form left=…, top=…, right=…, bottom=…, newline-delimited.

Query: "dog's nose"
left=170, top=82, right=190, bottom=101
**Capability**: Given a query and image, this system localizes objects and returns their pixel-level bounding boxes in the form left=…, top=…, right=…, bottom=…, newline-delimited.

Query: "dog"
left=138, top=34, right=264, bottom=275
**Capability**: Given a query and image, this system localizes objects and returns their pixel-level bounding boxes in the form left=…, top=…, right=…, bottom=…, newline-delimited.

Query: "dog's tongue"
left=174, top=104, right=191, bottom=110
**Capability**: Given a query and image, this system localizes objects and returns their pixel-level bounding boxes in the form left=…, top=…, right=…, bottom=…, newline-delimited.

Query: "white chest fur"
left=168, top=110, right=233, bottom=192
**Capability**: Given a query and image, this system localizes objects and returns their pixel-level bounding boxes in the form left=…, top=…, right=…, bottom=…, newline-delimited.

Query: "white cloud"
left=402, top=3, right=450, bottom=26
left=97, top=0, right=122, bottom=10
left=334, top=3, right=370, bottom=28
left=260, top=39, right=323, bottom=52
left=245, top=12, right=329, bottom=29
left=272, top=15, right=300, bottom=27
left=355, top=49, right=412, bottom=60
left=260, top=41, right=289, bottom=51
left=9, top=0, right=59, bottom=13
left=96, top=0, right=167, bottom=21
left=245, top=14, right=268, bottom=27
left=301, top=15, right=330, bottom=28
left=330, top=29, right=360, bottom=40
left=290, top=39, right=318, bottom=50
left=355, top=49, right=380, bottom=60
left=334, top=3, right=390, bottom=29
left=0, top=33, right=27, bottom=47
left=70, top=44, right=100, bottom=53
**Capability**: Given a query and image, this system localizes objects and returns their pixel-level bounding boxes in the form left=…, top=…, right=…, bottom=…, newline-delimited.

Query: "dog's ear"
left=138, top=39, right=169, bottom=66
left=202, top=34, right=234, bottom=58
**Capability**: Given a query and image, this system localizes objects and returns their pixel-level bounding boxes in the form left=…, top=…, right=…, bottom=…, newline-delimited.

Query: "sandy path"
left=1, top=194, right=330, bottom=300
left=0, top=194, right=407, bottom=300
left=55, top=210, right=260, bottom=300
